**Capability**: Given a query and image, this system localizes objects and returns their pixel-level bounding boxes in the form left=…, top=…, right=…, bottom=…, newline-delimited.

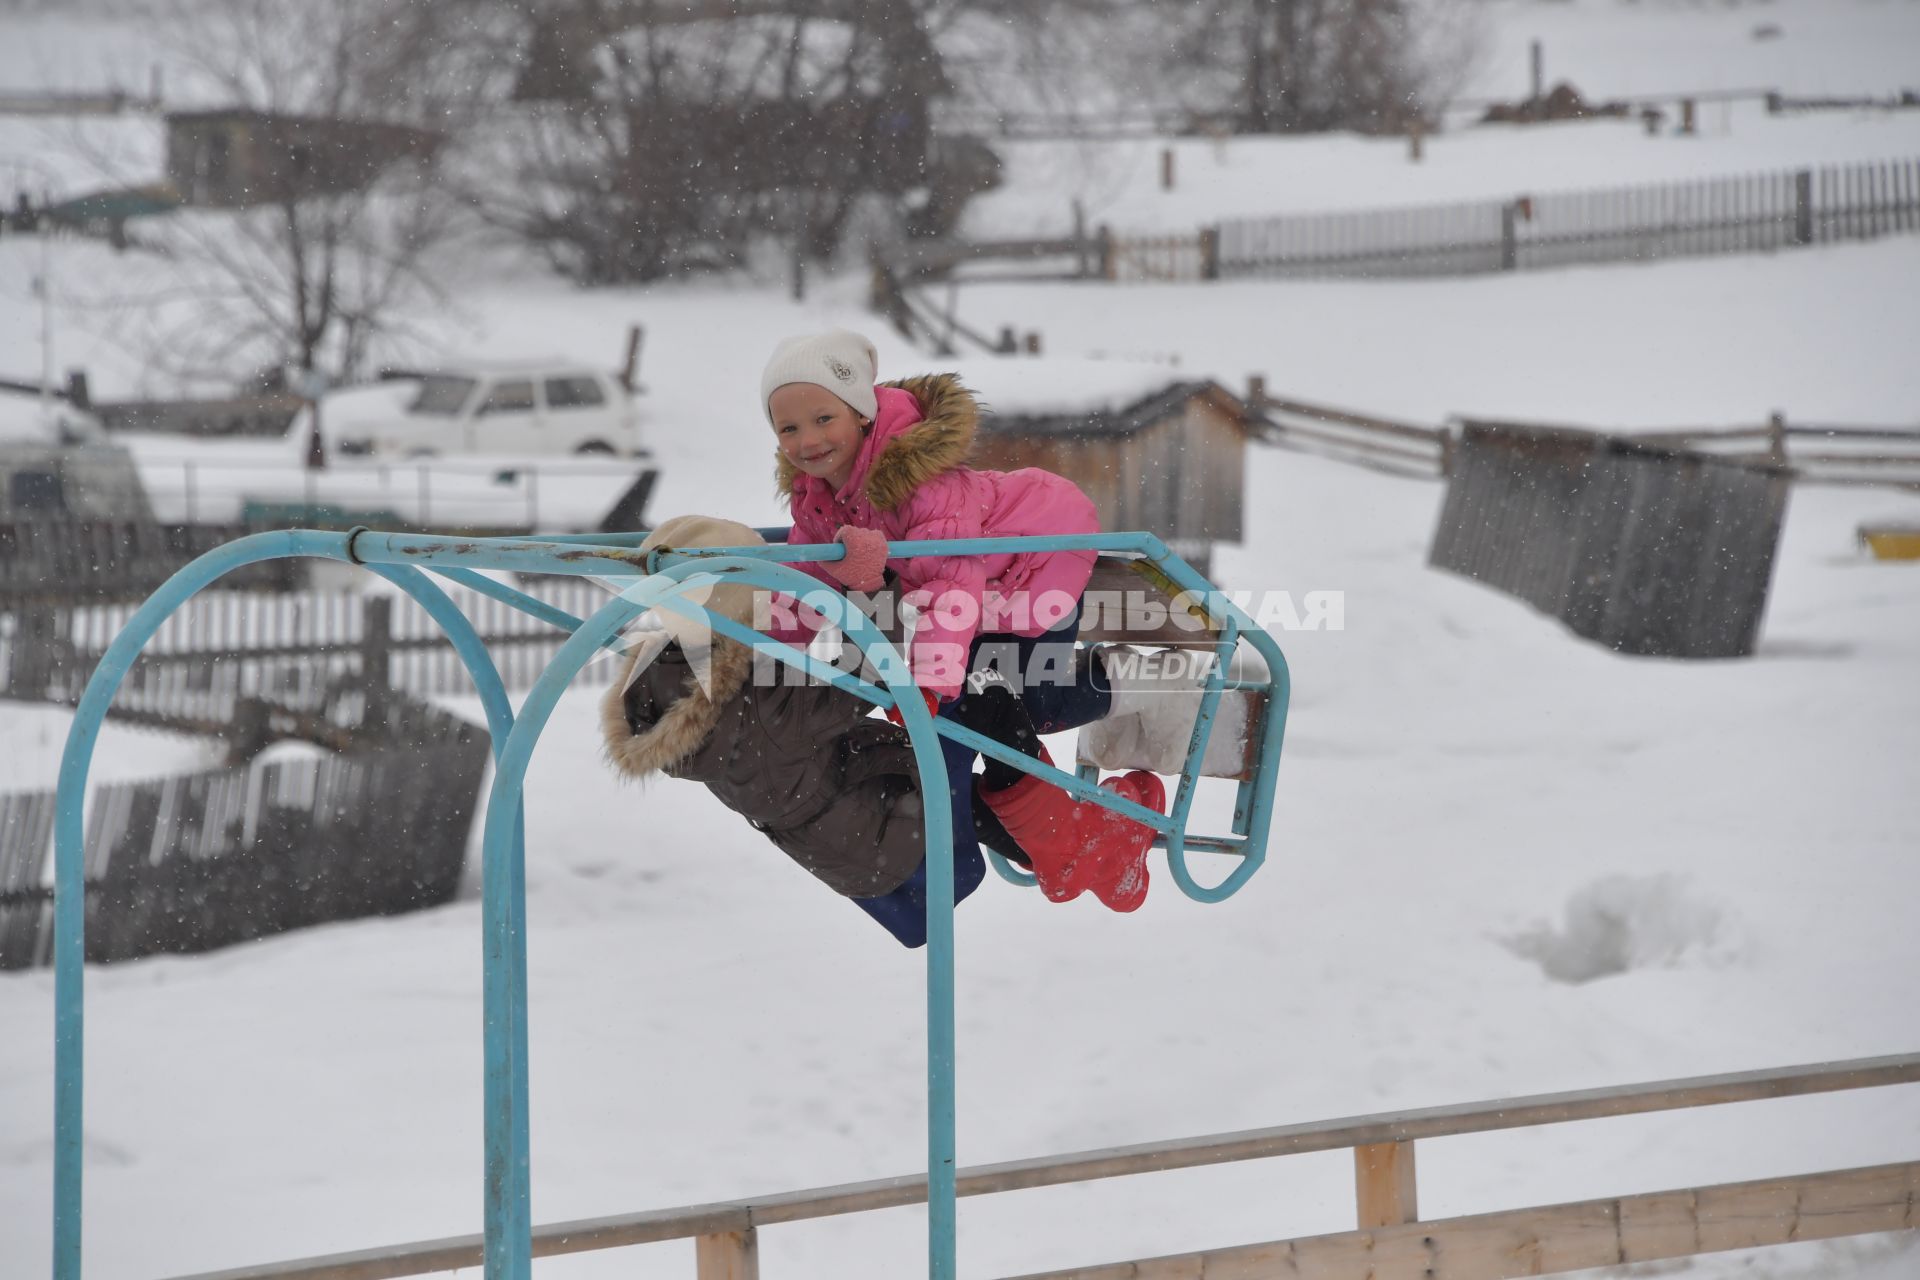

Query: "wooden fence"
left=1430, top=422, right=1790, bottom=659
left=159, top=1053, right=1920, bottom=1280
left=1205, top=156, right=1920, bottom=281
left=1243, top=388, right=1920, bottom=491
left=891, top=159, right=1918, bottom=289
left=0, top=470, right=655, bottom=603
left=0, top=695, right=487, bottom=969
left=0, top=519, right=301, bottom=602
left=2, top=577, right=623, bottom=732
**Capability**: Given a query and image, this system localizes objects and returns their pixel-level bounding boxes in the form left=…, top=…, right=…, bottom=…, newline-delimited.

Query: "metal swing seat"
left=48, top=524, right=1292, bottom=1280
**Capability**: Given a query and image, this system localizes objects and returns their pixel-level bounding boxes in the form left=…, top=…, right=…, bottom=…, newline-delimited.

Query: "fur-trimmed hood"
left=599, top=633, right=754, bottom=779
left=775, top=373, right=978, bottom=513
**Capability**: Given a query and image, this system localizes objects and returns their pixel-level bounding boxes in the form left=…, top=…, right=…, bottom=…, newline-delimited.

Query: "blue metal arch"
left=51, top=527, right=1291, bottom=1280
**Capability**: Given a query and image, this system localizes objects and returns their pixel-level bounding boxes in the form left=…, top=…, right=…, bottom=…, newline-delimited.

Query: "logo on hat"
left=826, top=356, right=855, bottom=382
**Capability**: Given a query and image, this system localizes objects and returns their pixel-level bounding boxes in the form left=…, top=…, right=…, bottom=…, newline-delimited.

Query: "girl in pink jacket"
left=763, top=329, right=1165, bottom=918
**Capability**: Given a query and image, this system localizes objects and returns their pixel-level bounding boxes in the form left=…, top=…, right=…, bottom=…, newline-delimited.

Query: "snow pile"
left=1502, top=873, right=1731, bottom=985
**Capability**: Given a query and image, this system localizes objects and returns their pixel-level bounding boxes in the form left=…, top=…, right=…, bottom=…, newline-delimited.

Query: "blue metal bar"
left=1161, top=622, right=1239, bottom=901
left=53, top=530, right=352, bottom=1279
left=429, top=565, right=594, bottom=640
left=651, top=531, right=1161, bottom=571
left=933, top=716, right=1172, bottom=832
left=366, top=566, right=532, bottom=1280
left=626, top=555, right=961, bottom=1279
left=52, top=522, right=1285, bottom=1280
left=1141, top=551, right=1292, bottom=902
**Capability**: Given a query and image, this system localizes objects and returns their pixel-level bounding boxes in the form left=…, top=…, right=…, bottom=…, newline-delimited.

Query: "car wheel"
left=574, top=441, right=616, bottom=456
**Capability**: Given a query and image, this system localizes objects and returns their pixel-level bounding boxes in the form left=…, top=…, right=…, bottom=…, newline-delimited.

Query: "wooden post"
left=996, top=325, right=1018, bottom=354
left=1023, top=331, right=1042, bottom=356
left=1407, top=121, right=1424, bottom=164
left=1500, top=202, right=1518, bottom=270
left=1680, top=98, right=1697, bottom=136
left=361, top=595, right=392, bottom=696
left=1530, top=39, right=1543, bottom=102
left=1161, top=147, right=1175, bottom=191
left=1246, top=374, right=1266, bottom=405
left=1354, top=1140, right=1418, bottom=1229
left=1768, top=411, right=1789, bottom=465
left=1199, top=225, right=1220, bottom=280
left=695, top=1227, right=760, bottom=1280
left=1793, top=169, right=1814, bottom=245
left=1098, top=223, right=1114, bottom=280
left=619, top=323, right=645, bottom=392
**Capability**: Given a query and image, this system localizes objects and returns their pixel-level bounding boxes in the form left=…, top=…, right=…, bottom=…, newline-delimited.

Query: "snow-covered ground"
left=1, top=434, right=1915, bottom=1279
left=1, top=2, right=1917, bottom=1277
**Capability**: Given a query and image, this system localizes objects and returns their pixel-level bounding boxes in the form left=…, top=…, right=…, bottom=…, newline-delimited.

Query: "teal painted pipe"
left=53, top=524, right=1285, bottom=1280
left=53, top=530, right=351, bottom=1279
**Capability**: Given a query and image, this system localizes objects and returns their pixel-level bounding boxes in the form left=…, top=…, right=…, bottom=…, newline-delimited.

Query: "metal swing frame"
left=49, top=526, right=1291, bottom=1280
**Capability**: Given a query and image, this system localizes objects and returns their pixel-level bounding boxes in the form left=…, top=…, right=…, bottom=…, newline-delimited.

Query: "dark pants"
left=852, top=609, right=1112, bottom=948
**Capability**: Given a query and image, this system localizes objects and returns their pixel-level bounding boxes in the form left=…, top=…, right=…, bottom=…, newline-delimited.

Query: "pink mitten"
left=828, top=525, right=889, bottom=592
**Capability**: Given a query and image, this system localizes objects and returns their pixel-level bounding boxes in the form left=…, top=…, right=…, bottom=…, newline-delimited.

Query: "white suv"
left=336, top=363, right=647, bottom=458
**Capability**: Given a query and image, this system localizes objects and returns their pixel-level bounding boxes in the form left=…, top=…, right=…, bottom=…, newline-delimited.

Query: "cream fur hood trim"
left=599, top=628, right=754, bottom=779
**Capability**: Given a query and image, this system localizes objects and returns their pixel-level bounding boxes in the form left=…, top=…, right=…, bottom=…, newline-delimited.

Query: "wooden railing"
left=1244, top=389, right=1920, bottom=490
left=1247, top=384, right=1453, bottom=477
left=163, top=1053, right=1920, bottom=1280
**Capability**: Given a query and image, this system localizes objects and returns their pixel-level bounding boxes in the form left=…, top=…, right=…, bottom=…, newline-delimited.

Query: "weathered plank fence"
left=1243, top=387, right=1920, bottom=491
left=1429, top=422, right=1789, bottom=659
left=1216, top=157, right=1920, bottom=279
left=0, top=695, right=487, bottom=970
left=1061, top=157, right=1920, bottom=284
left=0, top=519, right=302, bottom=602
left=2, top=578, right=623, bottom=730
left=158, top=1053, right=1920, bottom=1280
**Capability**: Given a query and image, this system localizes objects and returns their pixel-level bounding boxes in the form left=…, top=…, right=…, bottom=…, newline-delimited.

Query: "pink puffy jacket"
left=777, top=374, right=1100, bottom=700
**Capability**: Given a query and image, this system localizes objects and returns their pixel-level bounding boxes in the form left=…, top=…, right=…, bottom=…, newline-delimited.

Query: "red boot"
left=1088, top=770, right=1164, bottom=913
left=980, top=759, right=1164, bottom=913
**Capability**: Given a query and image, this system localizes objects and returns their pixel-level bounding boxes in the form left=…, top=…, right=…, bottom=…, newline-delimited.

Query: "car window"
left=410, top=375, right=477, bottom=416
left=479, top=379, right=536, bottom=415
left=544, top=376, right=607, bottom=410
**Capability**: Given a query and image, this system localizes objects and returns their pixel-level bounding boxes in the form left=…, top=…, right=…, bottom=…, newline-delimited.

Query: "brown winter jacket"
left=600, top=631, right=929, bottom=898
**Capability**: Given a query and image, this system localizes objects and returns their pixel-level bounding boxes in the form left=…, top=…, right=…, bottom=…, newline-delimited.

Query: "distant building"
left=970, top=378, right=1266, bottom=574
left=166, top=109, right=442, bottom=208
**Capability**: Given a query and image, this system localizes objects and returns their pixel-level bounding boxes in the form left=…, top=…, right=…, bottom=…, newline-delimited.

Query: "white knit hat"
left=760, top=329, right=879, bottom=423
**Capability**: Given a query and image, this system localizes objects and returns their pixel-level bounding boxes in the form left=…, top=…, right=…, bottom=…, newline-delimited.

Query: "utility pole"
left=37, top=202, right=55, bottom=435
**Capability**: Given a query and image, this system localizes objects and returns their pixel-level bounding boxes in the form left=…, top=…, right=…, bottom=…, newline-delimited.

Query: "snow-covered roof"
left=944, top=358, right=1195, bottom=419
left=0, top=388, right=103, bottom=445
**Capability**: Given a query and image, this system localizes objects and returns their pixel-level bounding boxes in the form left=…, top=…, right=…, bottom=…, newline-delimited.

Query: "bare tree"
left=477, top=0, right=953, bottom=285
left=119, top=0, right=504, bottom=386
left=1150, top=0, right=1483, bottom=135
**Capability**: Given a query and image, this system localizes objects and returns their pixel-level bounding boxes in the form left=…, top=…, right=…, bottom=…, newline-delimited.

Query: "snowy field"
left=2, top=1, right=1919, bottom=1277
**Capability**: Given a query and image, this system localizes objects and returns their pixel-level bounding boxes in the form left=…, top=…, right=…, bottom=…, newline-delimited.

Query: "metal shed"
left=1429, top=420, right=1790, bottom=658
left=971, top=380, right=1261, bottom=574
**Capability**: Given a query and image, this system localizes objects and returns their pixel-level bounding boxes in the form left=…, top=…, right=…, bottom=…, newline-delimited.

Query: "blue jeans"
left=852, top=608, right=1112, bottom=948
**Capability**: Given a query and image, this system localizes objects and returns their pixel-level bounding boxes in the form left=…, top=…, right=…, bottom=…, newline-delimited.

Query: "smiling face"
left=769, top=382, right=869, bottom=493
